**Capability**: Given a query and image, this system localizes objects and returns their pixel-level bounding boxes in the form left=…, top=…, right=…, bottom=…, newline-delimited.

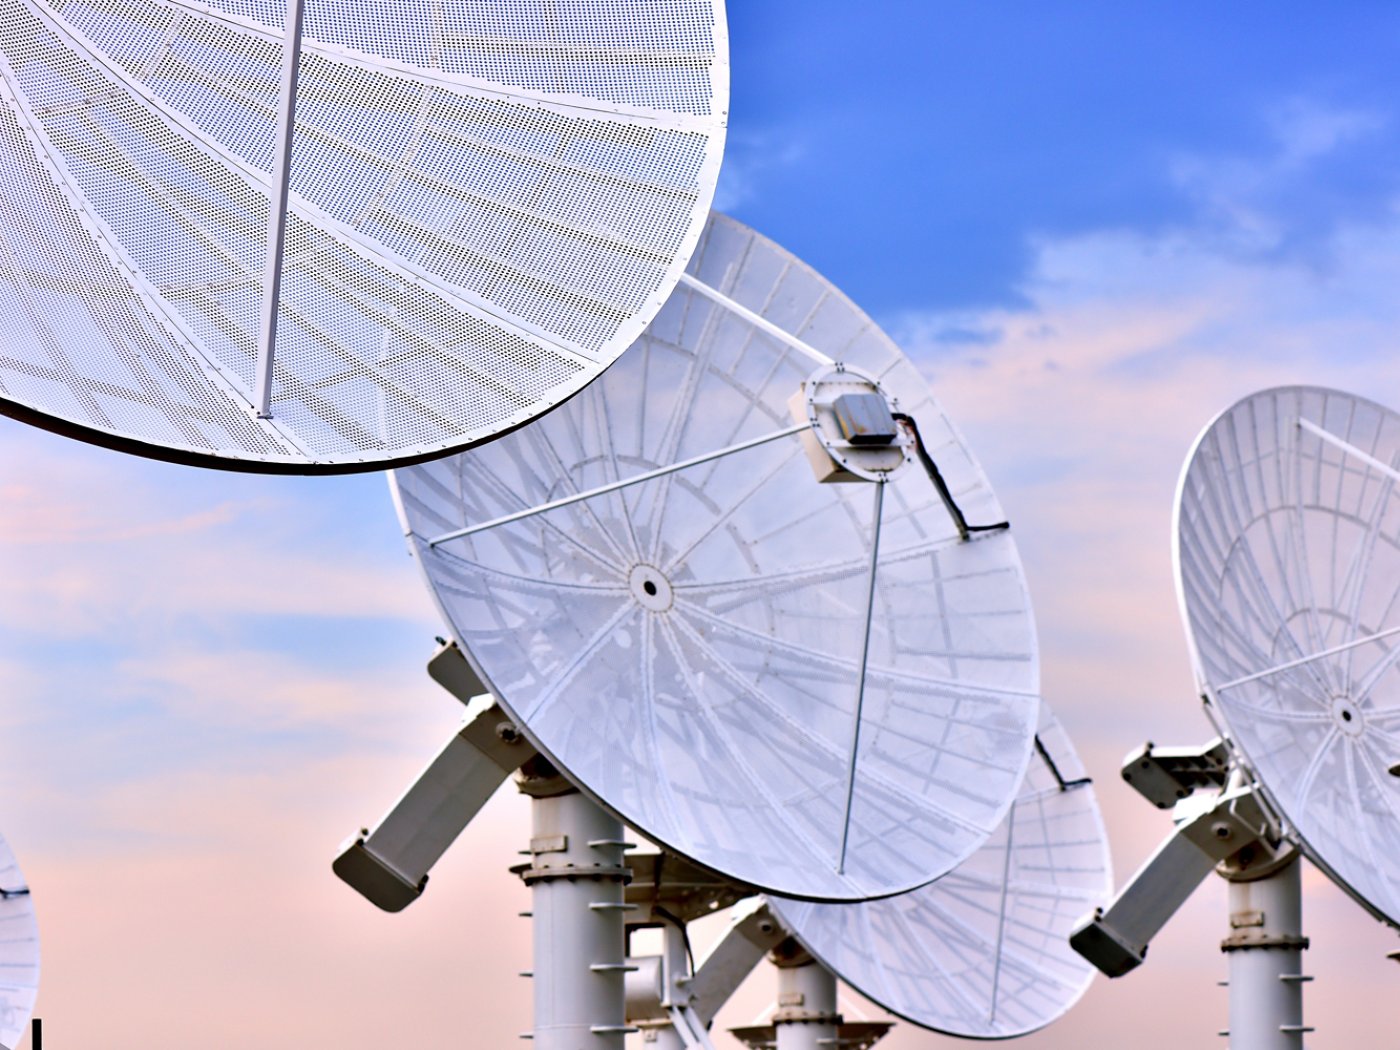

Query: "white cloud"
left=1268, top=98, right=1387, bottom=167
left=712, top=128, right=807, bottom=212
left=1168, top=98, right=1390, bottom=255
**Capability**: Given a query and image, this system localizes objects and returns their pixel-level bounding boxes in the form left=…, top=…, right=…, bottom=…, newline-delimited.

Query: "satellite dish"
left=767, top=701, right=1111, bottom=1038
left=393, top=211, right=1039, bottom=901
left=0, top=0, right=727, bottom=472
left=1175, top=385, right=1400, bottom=926
left=0, top=832, right=38, bottom=1049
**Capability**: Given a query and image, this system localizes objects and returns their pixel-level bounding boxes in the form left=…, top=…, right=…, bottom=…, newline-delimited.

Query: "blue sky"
left=723, top=3, right=1400, bottom=312
left=5, top=4, right=1400, bottom=1048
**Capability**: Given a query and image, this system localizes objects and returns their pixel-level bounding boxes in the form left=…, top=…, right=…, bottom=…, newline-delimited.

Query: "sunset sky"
left=5, top=3, right=1400, bottom=1047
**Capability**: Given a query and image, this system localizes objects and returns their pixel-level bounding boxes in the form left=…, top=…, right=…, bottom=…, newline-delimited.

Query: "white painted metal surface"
left=768, top=703, right=1112, bottom=1038
left=1071, top=769, right=1288, bottom=979
left=774, top=961, right=839, bottom=1050
left=1223, top=857, right=1310, bottom=1050
left=252, top=0, right=307, bottom=419
left=393, top=211, right=1039, bottom=901
left=0, top=833, right=38, bottom=1050
left=332, top=692, right=534, bottom=911
left=1175, top=386, right=1400, bottom=926
left=690, top=898, right=789, bottom=1025
left=523, top=786, right=632, bottom=1050
left=0, top=0, right=728, bottom=471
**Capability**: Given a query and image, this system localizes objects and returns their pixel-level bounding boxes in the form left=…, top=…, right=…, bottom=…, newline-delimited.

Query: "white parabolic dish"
left=0, top=0, right=727, bottom=472
left=394, top=212, right=1039, bottom=901
left=1176, top=385, right=1400, bottom=926
left=767, top=702, right=1111, bottom=1039
left=0, top=832, right=38, bottom=1049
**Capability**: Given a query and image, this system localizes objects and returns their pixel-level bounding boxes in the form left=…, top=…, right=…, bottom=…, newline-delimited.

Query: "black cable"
left=653, top=904, right=696, bottom=978
left=0, top=886, right=29, bottom=898
left=891, top=412, right=1009, bottom=541
left=1034, top=734, right=1093, bottom=791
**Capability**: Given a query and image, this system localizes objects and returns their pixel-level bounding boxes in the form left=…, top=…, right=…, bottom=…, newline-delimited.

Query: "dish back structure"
left=0, top=0, right=728, bottom=471
left=1176, top=384, right=1400, bottom=926
left=768, top=702, right=1111, bottom=1038
left=394, top=212, right=1039, bottom=902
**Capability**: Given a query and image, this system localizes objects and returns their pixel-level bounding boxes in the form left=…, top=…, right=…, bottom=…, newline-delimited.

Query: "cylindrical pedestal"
left=774, top=956, right=840, bottom=1050
left=521, top=776, right=631, bottom=1050
left=1223, top=855, right=1309, bottom=1050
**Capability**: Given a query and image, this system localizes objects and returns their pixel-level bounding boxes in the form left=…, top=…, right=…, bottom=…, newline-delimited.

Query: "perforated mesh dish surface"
left=394, top=213, right=1039, bottom=901
left=0, top=0, right=727, bottom=471
left=767, top=703, right=1109, bottom=1037
left=1176, top=386, right=1400, bottom=926
left=0, top=833, right=38, bottom=1049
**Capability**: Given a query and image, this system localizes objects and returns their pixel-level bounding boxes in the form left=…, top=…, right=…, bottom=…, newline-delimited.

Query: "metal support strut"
left=837, top=477, right=885, bottom=874
left=253, top=0, right=308, bottom=417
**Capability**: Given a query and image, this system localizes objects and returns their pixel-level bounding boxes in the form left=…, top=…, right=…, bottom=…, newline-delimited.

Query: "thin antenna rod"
left=253, top=0, right=308, bottom=418
left=987, top=798, right=1017, bottom=1024
left=1217, top=622, right=1400, bottom=691
left=677, top=272, right=836, bottom=367
left=837, top=477, right=886, bottom=875
left=1299, top=418, right=1400, bottom=486
left=428, top=422, right=812, bottom=547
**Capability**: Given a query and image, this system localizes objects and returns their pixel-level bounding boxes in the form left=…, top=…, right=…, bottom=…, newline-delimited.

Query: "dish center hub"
left=1330, top=695, right=1366, bottom=737
left=628, top=564, right=674, bottom=612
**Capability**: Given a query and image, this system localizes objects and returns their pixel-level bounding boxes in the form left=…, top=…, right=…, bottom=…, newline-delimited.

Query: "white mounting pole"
left=773, top=955, right=840, bottom=1050
left=518, top=767, right=634, bottom=1048
left=1221, top=855, right=1311, bottom=1049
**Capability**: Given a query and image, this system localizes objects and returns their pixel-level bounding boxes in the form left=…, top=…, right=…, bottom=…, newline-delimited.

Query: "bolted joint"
left=513, top=862, right=633, bottom=886
left=1176, top=783, right=1279, bottom=865
left=772, top=1008, right=844, bottom=1025
left=1220, top=913, right=1310, bottom=952
left=1216, top=837, right=1299, bottom=883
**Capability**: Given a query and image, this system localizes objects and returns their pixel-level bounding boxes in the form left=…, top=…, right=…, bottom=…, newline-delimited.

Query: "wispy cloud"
left=1267, top=98, right=1386, bottom=167
left=115, top=648, right=432, bottom=733
left=1169, top=98, right=1391, bottom=258
left=712, top=127, right=807, bottom=212
left=0, top=431, right=434, bottom=639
